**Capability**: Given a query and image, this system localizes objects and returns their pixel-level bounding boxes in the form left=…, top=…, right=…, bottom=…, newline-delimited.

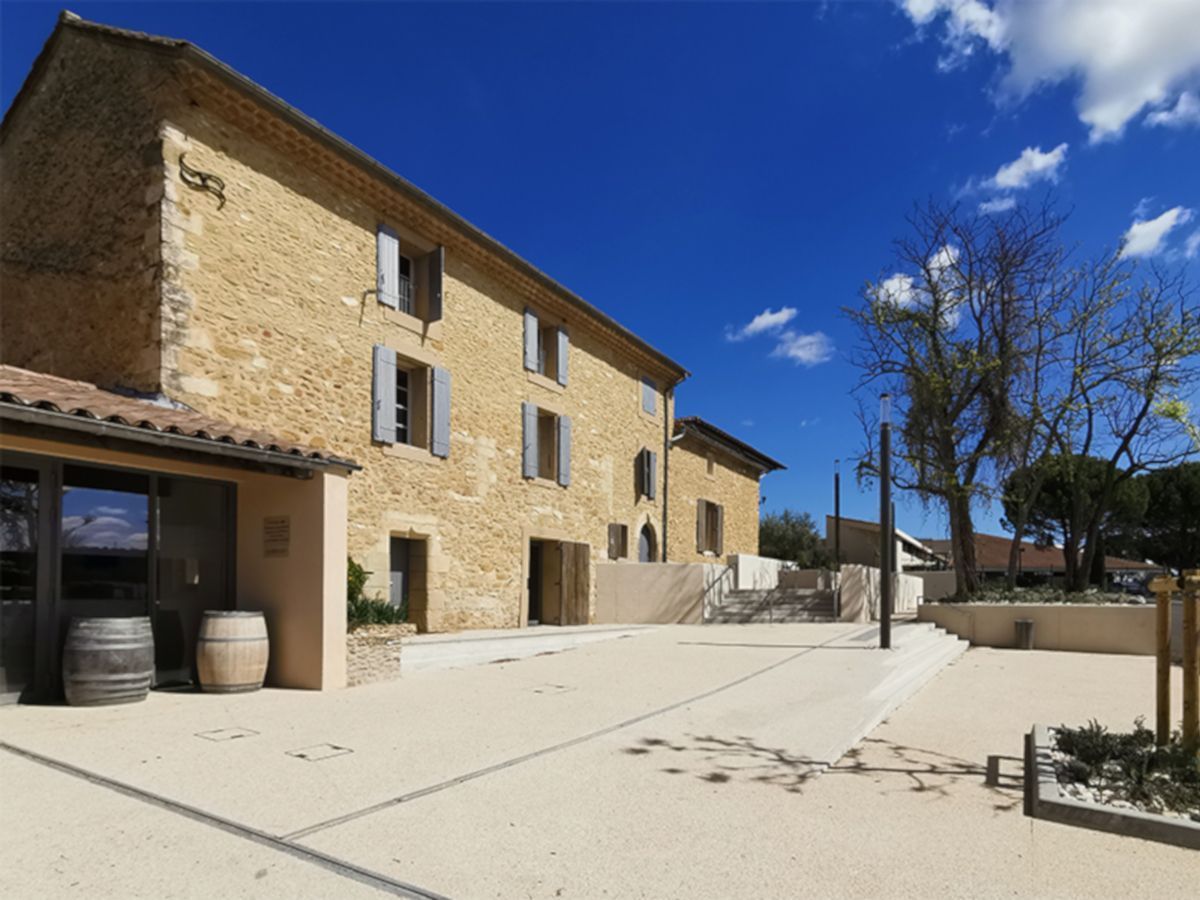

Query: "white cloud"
left=988, top=144, right=1069, bottom=190
left=1120, top=206, right=1195, bottom=258
left=91, top=505, right=127, bottom=516
left=979, top=196, right=1017, bottom=214
left=1146, top=91, right=1200, bottom=128
left=875, top=245, right=965, bottom=329
left=725, top=306, right=798, bottom=342
left=1185, top=230, right=1200, bottom=258
left=770, top=331, right=836, bottom=367
left=899, top=0, right=1200, bottom=141
left=878, top=273, right=917, bottom=307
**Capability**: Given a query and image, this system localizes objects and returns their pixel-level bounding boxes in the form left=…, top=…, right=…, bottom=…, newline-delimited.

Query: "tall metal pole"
left=833, top=459, right=841, bottom=572
left=879, top=394, right=893, bottom=650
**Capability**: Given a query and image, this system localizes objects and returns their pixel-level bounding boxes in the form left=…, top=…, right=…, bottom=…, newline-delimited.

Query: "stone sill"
left=382, top=442, right=440, bottom=464
left=527, top=476, right=565, bottom=491
left=381, top=306, right=444, bottom=343
left=1025, top=724, right=1200, bottom=850
left=526, top=370, right=565, bottom=394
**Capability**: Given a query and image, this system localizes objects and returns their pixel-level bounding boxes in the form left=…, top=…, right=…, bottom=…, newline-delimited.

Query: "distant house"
left=923, top=533, right=1159, bottom=580
left=824, top=516, right=946, bottom=572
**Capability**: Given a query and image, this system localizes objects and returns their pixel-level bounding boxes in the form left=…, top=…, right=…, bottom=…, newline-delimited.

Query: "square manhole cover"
left=196, top=727, right=259, bottom=742
left=286, top=743, right=353, bottom=762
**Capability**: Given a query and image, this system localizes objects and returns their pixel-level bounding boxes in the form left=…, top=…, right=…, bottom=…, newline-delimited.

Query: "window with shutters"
left=372, top=345, right=452, bottom=459
left=636, top=447, right=657, bottom=500
left=522, top=402, right=571, bottom=486
left=524, top=308, right=568, bottom=389
left=639, top=376, right=658, bottom=418
left=376, top=225, right=444, bottom=325
left=607, top=523, right=629, bottom=560
left=697, top=499, right=724, bottom=555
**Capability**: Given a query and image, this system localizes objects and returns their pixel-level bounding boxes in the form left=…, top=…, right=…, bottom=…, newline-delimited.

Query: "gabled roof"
left=1, top=12, right=688, bottom=384
left=673, top=416, right=785, bottom=474
left=0, top=365, right=357, bottom=472
left=924, top=533, right=1158, bottom=573
left=826, top=515, right=945, bottom=562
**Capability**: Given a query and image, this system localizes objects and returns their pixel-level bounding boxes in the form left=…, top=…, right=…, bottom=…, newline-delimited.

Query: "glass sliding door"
left=0, top=464, right=40, bottom=701
left=155, top=476, right=233, bottom=685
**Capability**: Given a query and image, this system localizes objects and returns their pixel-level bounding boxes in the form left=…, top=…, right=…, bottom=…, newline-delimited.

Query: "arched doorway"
left=638, top=523, right=657, bottom=563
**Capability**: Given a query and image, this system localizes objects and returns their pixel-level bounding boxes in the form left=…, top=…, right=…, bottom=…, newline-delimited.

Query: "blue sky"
left=3, top=1, right=1198, bottom=539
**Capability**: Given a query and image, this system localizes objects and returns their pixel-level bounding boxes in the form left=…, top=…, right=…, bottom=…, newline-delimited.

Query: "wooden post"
left=1183, top=570, right=1200, bottom=756
left=1149, top=575, right=1176, bottom=747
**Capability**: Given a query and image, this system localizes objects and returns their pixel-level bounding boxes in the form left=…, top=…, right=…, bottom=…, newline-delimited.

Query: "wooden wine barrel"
left=196, top=611, right=269, bottom=693
left=62, top=616, right=154, bottom=706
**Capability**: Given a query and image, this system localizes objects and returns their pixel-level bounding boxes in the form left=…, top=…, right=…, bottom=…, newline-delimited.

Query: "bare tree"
left=1050, top=260, right=1200, bottom=590
left=848, top=200, right=1068, bottom=596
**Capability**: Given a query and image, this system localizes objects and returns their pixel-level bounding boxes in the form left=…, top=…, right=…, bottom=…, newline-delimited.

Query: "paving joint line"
left=282, top=624, right=877, bottom=842
left=0, top=741, right=448, bottom=900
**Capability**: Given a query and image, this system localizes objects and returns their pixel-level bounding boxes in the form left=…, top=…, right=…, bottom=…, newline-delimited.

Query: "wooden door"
left=559, top=541, right=591, bottom=626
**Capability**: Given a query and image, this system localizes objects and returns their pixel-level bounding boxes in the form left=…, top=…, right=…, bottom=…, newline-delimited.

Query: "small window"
left=397, top=253, right=414, bottom=315
left=395, top=368, right=411, bottom=444
left=697, top=499, right=724, bottom=555
left=537, top=409, right=557, bottom=479
left=641, top=376, right=657, bottom=414
left=537, top=323, right=558, bottom=382
left=607, top=523, right=629, bottom=560
left=706, top=453, right=715, bottom=477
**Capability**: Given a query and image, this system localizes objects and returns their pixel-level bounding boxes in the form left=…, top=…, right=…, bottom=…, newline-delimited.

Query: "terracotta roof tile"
left=924, top=532, right=1156, bottom=573
left=0, top=365, right=356, bottom=469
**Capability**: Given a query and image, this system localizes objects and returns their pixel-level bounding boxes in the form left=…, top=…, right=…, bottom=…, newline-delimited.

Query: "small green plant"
left=347, top=556, right=405, bottom=630
left=1054, top=718, right=1200, bottom=813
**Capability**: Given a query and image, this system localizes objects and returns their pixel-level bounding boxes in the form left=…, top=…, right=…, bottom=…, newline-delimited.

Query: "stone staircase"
left=708, top=587, right=837, bottom=623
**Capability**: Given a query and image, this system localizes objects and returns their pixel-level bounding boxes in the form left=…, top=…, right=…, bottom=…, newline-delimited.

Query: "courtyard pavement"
left=1, top=622, right=1195, bottom=898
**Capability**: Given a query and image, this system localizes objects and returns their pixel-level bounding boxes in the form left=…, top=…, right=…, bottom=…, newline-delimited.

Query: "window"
left=706, top=453, right=715, bottom=477
left=522, top=402, right=571, bottom=486
left=607, top=523, right=628, bottom=560
left=376, top=225, right=444, bottom=322
left=636, top=448, right=657, bottom=500
left=524, top=308, right=568, bottom=386
left=696, top=499, right=724, bottom=555
left=397, top=253, right=414, bottom=315
left=641, top=376, right=657, bottom=415
left=372, top=345, right=452, bottom=457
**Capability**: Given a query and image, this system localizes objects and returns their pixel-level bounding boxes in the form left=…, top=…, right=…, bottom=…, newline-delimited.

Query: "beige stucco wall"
left=917, top=603, right=1159, bottom=655
left=838, top=564, right=922, bottom=623
left=1, top=433, right=349, bottom=689
left=594, top=562, right=732, bottom=624
left=667, top=436, right=761, bottom=564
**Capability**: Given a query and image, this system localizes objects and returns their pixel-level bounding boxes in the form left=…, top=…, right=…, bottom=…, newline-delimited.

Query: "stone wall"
left=146, top=76, right=677, bottom=633
left=667, top=434, right=762, bottom=563
left=0, top=30, right=168, bottom=392
left=346, top=623, right=418, bottom=687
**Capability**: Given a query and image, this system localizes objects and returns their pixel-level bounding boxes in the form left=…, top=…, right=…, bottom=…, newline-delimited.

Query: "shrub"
left=347, top=556, right=405, bottom=631
left=1054, top=718, right=1200, bottom=813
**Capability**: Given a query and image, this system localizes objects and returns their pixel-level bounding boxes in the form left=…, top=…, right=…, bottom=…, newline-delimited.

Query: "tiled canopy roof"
left=924, top=532, right=1157, bottom=573
left=0, top=365, right=357, bottom=470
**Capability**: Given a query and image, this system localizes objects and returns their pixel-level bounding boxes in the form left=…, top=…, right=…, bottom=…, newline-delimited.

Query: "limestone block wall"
left=148, top=99, right=674, bottom=632
left=667, top=435, right=762, bottom=564
left=0, top=31, right=168, bottom=392
left=347, top=623, right=418, bottom=687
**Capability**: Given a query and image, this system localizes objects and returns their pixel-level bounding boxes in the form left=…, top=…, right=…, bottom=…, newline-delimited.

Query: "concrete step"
left=401, top=624, right=655, bottom=674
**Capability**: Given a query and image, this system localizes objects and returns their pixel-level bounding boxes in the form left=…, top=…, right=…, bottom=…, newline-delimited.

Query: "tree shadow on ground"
left=622, top=734, right=1023, bottom=811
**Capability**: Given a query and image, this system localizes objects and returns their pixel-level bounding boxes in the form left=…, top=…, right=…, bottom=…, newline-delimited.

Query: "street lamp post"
left=833, top=459, right=841, bottom=572
left=879, top=394, right=893, bottom=650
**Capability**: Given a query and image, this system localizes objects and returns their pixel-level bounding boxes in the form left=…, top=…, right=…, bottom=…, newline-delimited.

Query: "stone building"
left=0, top=14, right=784, bottom=696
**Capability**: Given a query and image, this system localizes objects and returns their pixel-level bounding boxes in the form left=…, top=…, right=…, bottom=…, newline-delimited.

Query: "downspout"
left=662, top=386, right=673, bottom=561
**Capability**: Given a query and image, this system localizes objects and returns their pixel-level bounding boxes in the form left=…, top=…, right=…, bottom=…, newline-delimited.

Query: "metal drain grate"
left=286, top=743, right=353, bottom=762
left=196, top=727, right=259, bottom=742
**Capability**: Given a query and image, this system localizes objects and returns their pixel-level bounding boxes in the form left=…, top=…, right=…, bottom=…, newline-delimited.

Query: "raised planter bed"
left=1025, top=724, right=1200, bottom=850
left=346, top=623, right=417, bottom=687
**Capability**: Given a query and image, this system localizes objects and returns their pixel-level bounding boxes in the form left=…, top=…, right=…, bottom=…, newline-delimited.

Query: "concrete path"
left=2, top=623, right=1192, bottom=898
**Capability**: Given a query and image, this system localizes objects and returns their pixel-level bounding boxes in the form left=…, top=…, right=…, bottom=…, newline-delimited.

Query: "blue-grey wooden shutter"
left=377, top=225, right=400, bottom=309
left=556, top=327, right=569, bottom=386
left=646, top=450, right=657, bottom=500
left=714, top=504, right=724, bottom=555
left=641, top=377, right=656, bottom=414
left=372, top=344, right=397, bottom=442
left=427, top=246, right=445, bottom=321
left=557, top=414, right=572, bottom=487
left=523, top=309, right=539, bottom=371
left=521, top=402, right=538, bottom=478
left=431, top=366, right=451, bottom=458
left=696, top=499, right=706, bottom=553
